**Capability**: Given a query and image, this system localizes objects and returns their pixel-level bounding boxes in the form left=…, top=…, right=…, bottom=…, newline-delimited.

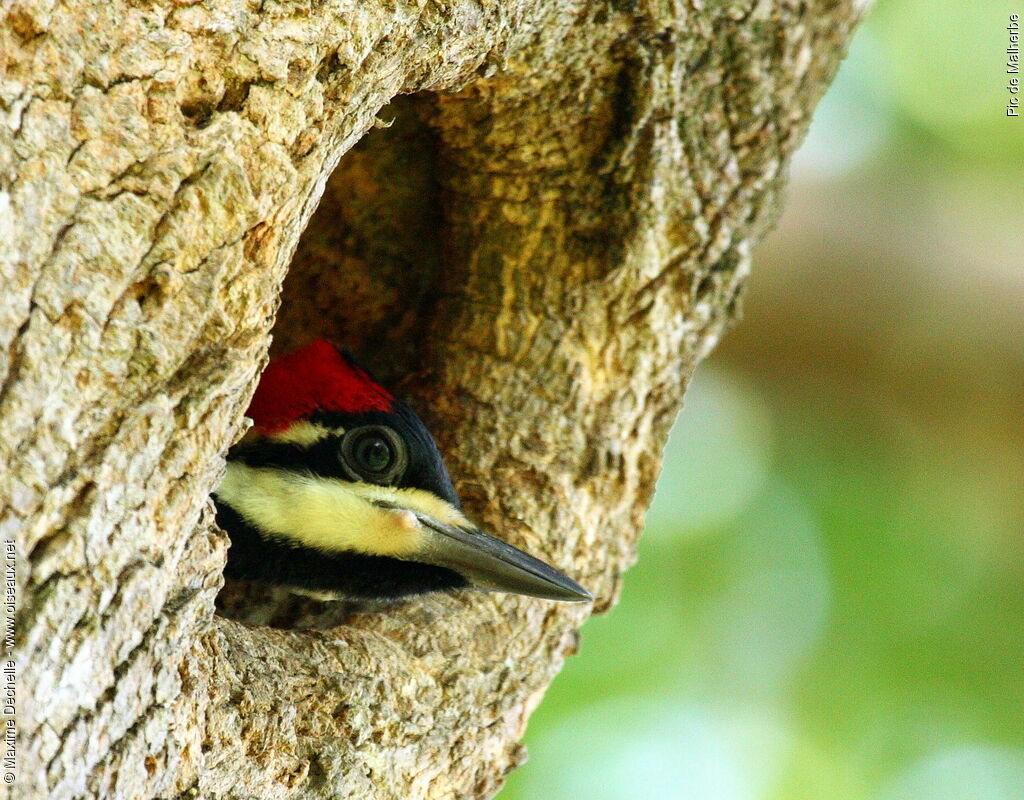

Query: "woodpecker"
left=214, top=339, right=591, bottom=603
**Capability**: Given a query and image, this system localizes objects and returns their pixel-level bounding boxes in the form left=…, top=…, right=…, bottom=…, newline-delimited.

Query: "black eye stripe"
left=307, top=406, right=461, bottom=507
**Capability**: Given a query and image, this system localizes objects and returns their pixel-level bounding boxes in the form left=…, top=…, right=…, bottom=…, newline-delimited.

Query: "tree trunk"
left=2, top=1, right=862, bottom=797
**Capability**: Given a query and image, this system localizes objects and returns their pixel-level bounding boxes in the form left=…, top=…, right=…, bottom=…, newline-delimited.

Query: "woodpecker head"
left=214, top=339, right=591, bottom=603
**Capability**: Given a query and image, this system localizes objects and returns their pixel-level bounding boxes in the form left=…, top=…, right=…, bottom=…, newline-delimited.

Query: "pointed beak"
left=411, top=513, right=592, bottom=603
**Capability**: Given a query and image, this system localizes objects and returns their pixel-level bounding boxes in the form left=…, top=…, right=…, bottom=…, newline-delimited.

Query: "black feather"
left=227, top=401, right=460, bottom=507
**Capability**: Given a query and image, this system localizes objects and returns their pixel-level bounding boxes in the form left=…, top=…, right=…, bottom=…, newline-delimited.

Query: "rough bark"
left=2, top=0, right=862, bottom=798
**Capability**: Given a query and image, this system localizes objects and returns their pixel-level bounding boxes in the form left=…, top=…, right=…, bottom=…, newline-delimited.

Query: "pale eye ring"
left=339, top=426, right=408, bottom=485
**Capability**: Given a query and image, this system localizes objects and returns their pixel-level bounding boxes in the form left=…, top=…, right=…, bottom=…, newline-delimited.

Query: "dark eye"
left=339, top=426, right=408, bottom=485
left=355, top=435, right=393, bottom=473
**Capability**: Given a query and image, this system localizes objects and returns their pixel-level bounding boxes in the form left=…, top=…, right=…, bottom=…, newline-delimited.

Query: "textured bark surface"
left=2, top=1, right=862, bottom=798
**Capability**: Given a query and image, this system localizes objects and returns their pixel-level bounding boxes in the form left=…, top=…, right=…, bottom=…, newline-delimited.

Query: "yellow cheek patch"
left=215, top=463, right=425, bottom=557
left=354, top=485, right=473, bottom=530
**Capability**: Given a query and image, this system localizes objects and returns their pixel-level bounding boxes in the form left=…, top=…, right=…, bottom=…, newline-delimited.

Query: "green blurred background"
left=501, top=1, right=1024, bottom=798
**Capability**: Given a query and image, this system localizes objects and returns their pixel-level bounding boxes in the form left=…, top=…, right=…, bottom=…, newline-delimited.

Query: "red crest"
left=246, top=339, right=393, bottom=433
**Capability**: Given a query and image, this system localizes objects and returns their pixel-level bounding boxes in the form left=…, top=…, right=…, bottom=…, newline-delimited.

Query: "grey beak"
left=413, top=514, right=592, bottom=603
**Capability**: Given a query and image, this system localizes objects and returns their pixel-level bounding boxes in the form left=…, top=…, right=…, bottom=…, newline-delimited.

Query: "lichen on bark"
left=2, top=0, right=863, bottom=797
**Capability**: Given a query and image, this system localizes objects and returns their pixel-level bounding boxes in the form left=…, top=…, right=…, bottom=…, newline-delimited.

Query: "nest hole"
left=214, top=94, right=450, bottom=630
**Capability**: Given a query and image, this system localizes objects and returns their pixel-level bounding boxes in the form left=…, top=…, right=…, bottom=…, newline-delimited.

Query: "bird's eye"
left=355, top=435, right=393, bottom=473
left=339, top=426, right=408, bottom=485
